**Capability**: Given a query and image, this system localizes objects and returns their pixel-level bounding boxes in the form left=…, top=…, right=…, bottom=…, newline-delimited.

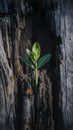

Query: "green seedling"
left=20, top=42, right=51, bottom=87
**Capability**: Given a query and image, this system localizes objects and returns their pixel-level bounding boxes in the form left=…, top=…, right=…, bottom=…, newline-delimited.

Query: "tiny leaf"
left=26, top=49, right=35, bottom=63
left=32, top=42, right=40, bottom=61
left=20, top=57, right=35, bottom=69
left=37, top=54, right=51, bottom=69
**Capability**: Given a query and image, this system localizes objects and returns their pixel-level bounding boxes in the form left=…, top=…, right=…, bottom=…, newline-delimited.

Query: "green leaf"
left=37, top=54, right=51, bottom=69
left=32, top=42, right=40, bottom=61
left=20, top=57, right=35, bottom=69
left=26, top=49, right=35, bottom=63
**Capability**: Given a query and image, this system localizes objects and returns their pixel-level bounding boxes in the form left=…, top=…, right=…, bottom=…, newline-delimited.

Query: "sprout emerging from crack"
left=20, top=42, right=51, bottom=87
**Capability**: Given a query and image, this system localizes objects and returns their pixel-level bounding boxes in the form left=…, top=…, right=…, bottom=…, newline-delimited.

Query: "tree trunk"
left=0, top=0, right=73, bottom=130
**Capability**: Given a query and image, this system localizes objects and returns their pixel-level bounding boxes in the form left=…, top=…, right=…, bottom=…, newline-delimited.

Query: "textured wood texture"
left=0, top=0, right=53, bottom=130
left=0, top=0, right=73, bottom=130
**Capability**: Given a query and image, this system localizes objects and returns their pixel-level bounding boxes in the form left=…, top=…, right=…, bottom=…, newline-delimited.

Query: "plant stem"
left=35, top=68, right=38, bottom=87
left=34, top=64, right=38, bottom=129
left=35, top=62, right=38, bottom=87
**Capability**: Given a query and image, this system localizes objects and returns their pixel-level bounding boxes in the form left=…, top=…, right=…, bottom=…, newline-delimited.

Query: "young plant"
left=20, top=42, right=51, bottom=88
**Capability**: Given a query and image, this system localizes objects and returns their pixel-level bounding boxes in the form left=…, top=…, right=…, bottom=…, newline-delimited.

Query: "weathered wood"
left=0, top=0, right=73, bottom=130
left=0, top=29, right=14, bottom=130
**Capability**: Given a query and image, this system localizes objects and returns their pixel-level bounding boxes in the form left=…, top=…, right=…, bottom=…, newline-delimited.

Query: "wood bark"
left=0, top=0, right=54, bottom=130
left=0, top=0, right=73, bottom=130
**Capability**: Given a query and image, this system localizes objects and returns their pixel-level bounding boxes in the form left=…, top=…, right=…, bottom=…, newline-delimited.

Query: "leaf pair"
left=20, top=42, right=51, bottom=70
